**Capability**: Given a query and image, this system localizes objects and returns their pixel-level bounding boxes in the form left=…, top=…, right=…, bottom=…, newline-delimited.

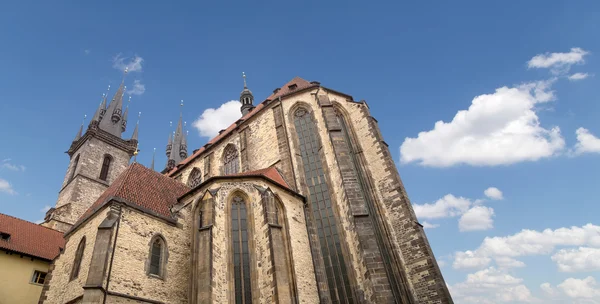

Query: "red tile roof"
left=228, top=167, right=291, bottom=190
left=0, top=213, right=65, bottom=260
left=70, top=163, right=190, bottom=234
left=168, top=76, right=319, bottom=177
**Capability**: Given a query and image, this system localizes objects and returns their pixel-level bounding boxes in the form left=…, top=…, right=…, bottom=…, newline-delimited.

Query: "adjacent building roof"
left=229, top=167, right=291, bottom=191
left=167, top=76, right=319, bottom=176
left=70, top=163, right=190, bottom=234
left=0, top=213, right=65, bottom=260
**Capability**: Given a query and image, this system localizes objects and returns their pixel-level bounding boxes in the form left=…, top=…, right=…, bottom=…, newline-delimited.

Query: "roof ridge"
left=0, top=212, right=63, bottom=234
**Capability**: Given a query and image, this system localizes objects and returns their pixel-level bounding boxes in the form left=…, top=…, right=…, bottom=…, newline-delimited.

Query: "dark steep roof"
left=0, top=213, right=65, bottom=260
left=69, top=163, right=190, bottom=235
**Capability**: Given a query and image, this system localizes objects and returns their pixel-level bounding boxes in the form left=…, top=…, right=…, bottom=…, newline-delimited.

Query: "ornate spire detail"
left=74, top=115, right=86, bottom=142
left=240, top=72, right=254, bottom=116
left=122, top=96, right=131, bottom=132
left=99, top=76, right=127, bottom=137
left=164, top=100, right=188, bottom=170
left=166, top=122, right=173, bottom=158
left=131, top=111, right=140, bottom=141
left=151, top=148, right=156, bottom=171
left=90, top=88, right=109, bottom=128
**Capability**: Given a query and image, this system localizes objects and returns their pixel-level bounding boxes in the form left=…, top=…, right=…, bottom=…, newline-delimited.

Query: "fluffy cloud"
left=400, top=80, right=564, bottom=167
left=112, top=54, right=144, bottom=72
left=569, top=72, right=590, bottom=81
left=413, top=194, right=472, bottom=219
left=453, top=224, right=600, bottom=270
left=192, top=100, right=242, bottom=138
left=484, top=187, right=503, bottom=200
left=552, top=247, right=600, bottom=272
left=0, top=178, right=16, bottom=195
left=459, top=206, right=495, bottom=232
left=127, top=79, right=146, bottom=96
left=558, top=277, right=600, bottom=299
left=422, top=221, right=440, bottom=229
left=450, top=267, right=537, bottom=303
left=540, top=282, right=558, bottom=296
left=527, top=47, right=589, bottom=74
left=572, top=128, right=600, bottom=155
left=1, top=159, right=25, bottom=172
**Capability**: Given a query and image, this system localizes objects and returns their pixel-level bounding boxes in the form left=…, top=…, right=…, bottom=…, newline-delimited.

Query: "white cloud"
left=413, top=194, right=472, bottom=219
left=437, top=260, right=446, bottom=267
left=127, top=79, right=145, bottom=96
left=0, top=178, right=16, bottom=195
left=569, top=73, right=590, bottom=81
left=84, top=49, right=91, bottom=55
left=400, top=80, right=564, bottom=167
left=422, top=221, right=440, bottom=229
left=459, top=206, right=495, bottom=232
left=112, top=54, right=144, bottom=73
left=40, top=205, right=51, bottom=213
left=528, top=47, right=589, bottom=75
left=453, top=224, right=600, bottom=270
left=540, top=282, right=558, bottom=296
left=484, top=187, right=503, bottom=200
left=450, top=267, right=537, bottom=303
left=573, top=128, right=600, bottom=155
left=192, top=100, right=241, bottom=138
left=1, top=159, right=25, bottom=172
left=558, top=277, right=600, bottom=299
left=454, top=251, right=492, bottom=269
left=552, top=247, right=600, bottom=272
left=495, top=256, right=526, bottom=269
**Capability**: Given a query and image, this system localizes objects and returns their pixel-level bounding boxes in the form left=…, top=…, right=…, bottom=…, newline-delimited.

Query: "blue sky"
left=1, top=1, right=599, bottom=303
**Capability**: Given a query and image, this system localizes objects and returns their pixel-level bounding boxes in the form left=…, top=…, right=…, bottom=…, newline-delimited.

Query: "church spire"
left=240, top=72, right=255, bottom=116
left=99, top=69, right=128, bottom=137
left=122, top=96, right=131, bottom=133
left=131, top=111, right=140, bottom=141
left=164, top=100, right=188, bottom=171
left=73, top=115, right=86, bottom=142
left=151, top=148, right=156, bottom=171
left=90, top=88, right=109, bottom=128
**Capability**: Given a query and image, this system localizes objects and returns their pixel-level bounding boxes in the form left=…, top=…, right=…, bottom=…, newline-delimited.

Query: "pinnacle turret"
left=164, top=100, right=188, bottom=171
left=240, top=72, right=254, bottom=116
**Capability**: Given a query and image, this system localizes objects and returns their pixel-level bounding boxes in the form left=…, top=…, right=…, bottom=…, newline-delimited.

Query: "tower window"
left=99, top=155, right=112, bottom=181
left=231, top=196, right=252, bottom=304
left=70, top=236, right=86, bottom=281
left=222, top=144, right=239, bottom=175
left=69, top=155, right=80, bottom=182
left=148, top=235, right=167, bottom=278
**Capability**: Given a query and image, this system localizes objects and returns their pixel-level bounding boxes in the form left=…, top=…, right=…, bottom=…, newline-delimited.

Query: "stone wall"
left=107, top=207, right=192, bottom=303
left=42, top=207, right=111, bottom=304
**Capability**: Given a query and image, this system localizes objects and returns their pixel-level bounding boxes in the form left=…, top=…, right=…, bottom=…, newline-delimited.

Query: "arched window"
left=222, top=144, right=239, bottom=175
left=70, top=236, right=86, bottom=281
left=188, top=167, right=202, bottom=188
left=99, top=155, right=112, bottom=181
left=231, top=196, right=252, bottom=303
left=148, top=235, right=167, bottom=278
left=293, top=107, right=354, bottom=303
left=69, top=154, right=80, bottom=182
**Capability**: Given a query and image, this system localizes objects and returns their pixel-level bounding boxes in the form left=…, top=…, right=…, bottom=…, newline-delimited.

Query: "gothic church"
left=39, top=74, right=453, bottom=304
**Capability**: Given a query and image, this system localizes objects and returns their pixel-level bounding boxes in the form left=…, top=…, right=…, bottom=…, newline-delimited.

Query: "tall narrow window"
left=223, top=144, right=239, bottom=175
left=293, top=108, right=353, bottom=303
left=231, top=196, right=252, bottom=304
left=70, top=236, right=86, bottom=281
left=188, top=167, right=202, bottom=188
left=99, top=155, right=112, bottom=181
left=148, top=236, right=166, bottom=278
left=69, top=155, right=80, bottom=182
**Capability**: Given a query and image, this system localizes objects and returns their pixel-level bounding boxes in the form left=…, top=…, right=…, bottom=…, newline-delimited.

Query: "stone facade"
left=41, top=77, right=452, bottom=303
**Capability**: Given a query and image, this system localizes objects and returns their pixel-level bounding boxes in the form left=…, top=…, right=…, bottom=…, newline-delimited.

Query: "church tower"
left=42, top=77, right=138, bottom=233
left=163, top=101, right=188, bottom=172
left=240, top=72, right=254, bottom=116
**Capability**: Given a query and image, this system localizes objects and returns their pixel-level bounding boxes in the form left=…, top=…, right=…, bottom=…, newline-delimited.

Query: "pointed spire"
left=99, top=80, right=126, bottom=137
left=151, top=148, right=156, bottom=171
left=131, top=111, right=140, bottom=141
left=166, top=121, right=173, bottom=158
left=174, top=100, right=187, bottom=159
left=74, top=115, right=86, bottom=141
left=240, top=72, right=255, bottom=116
left=122, top=96, right=131, bottom=132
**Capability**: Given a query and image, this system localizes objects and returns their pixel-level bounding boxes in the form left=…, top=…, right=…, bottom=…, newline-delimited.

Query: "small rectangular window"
left=0, top=232, right=10, bottom=241
left=31, top=271, right=47, bottom=284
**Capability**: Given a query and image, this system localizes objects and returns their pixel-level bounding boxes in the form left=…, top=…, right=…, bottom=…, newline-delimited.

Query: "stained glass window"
left=70, top=237, right=86, bottom=281
left=231, top=196, right=252, bottom=304
left=293, top=108, right=353, bottom=303
left=223, top=145, right=239, bottom=175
